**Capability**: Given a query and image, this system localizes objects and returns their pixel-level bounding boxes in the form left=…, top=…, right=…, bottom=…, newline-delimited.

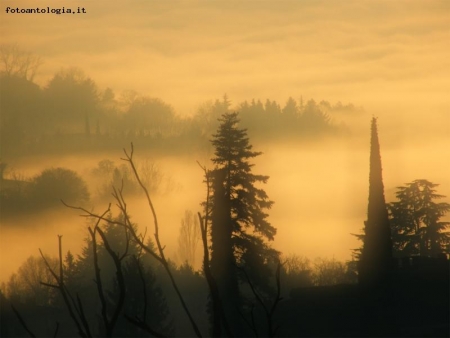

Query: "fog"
left=1, top=0, right=449, bottom=284
left=2, top=1, right=449, bottom=116
left=2, top=134, right=449, bottom=283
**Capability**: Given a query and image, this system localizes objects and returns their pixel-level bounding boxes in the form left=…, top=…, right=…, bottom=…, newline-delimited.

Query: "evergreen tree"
left=358, top=117, right=393, bottom=286
left=388, top=179, right=450, bottom=257
left=282, top=97, right=298, bottom=118
left=358, top=118, right=396, bottom=336
left=113, top=257, right=173, bottom=337
left=72, top=217, right=172, bottom=336
left=208, top=112, right=277, bottom=334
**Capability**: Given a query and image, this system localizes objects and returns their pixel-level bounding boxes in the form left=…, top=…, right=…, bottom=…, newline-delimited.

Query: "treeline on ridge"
left=0, top=66, right=362, bottom=158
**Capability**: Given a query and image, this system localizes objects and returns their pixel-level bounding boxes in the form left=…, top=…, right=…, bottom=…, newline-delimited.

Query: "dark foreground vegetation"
left=1, top=115, right=449, bottom=337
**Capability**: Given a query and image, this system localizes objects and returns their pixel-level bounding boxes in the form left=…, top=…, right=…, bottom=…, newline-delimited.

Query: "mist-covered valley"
left=1, top=91, right=448, bottom=283
left=1, top=2, right=449, bottom=336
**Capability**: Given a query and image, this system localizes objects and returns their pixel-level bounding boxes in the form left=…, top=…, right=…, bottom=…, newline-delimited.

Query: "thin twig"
left=11, top=305, right=36, bottom=338
left=119, top=226, right=130, bottom=261
left=76, top=294, right=92, bottom=338
left=238, top=261, right=283, bottom=338
left=63, top=201, right=163, bottom=264
left=53, top=322, right=60, bottom=338
left=122, top=143, right=203, bottom=338
left=63, top=145, right=204, bottom=337
left=237, top=304, right=258, bottom=338
left=112, top=188, right=164, bottom=264
left=134, top=255, right=148, bottom=322
left=124, top=315, right=168, bottom=338
left=39, top=243, right=90, bottom=338
left=197, top=164, right=233, bottom=337
left=40, top=282, right=59, bottom=289
left=88, top=208, right=110, bottom=334
left=97, top=226, right=127, bottom=337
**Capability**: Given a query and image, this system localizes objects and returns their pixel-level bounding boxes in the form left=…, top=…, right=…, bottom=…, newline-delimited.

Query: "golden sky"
left=1, top=0, right=449, bottom=278
left=2, top=0, right=449, bottom=118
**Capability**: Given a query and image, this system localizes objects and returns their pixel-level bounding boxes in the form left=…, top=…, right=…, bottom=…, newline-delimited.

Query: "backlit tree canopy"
left=388, top=179, right=450, bottom=257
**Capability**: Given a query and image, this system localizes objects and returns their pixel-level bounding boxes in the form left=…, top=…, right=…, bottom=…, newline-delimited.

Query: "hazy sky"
left=1, top=0, right=449, bottom=279
left=2, top=0, right=449, bottom=118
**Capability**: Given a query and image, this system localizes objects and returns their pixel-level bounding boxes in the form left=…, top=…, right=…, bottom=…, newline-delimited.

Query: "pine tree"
left=388, top=179, right=450, bottom=257
left=210, top=112, right=275, bottom=238
left=358, top=117, right=393, bottom=286
left=208, top=112, right=277, bottom=334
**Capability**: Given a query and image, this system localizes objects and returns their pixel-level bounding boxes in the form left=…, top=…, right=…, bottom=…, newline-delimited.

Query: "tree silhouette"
left=358, top=117, right=393, bottom=286
left=388, top=179, right=450, bottom=257
left=358, top=118, right=396, bottom=336
left=208, top=112, right=277, bottom=334
left=281, top=97, right=298, bottom=119
left=176, top=210, right=201, bottom=268
left=0, top=73, right=44, bottom=152
left=44, top=67, right=99, bottom=133
left=30, top=167, right=90, bottom=208
left=123, top=96, right=176, bottom=137
left=0, top=44, right=42, bottom=81
left=4, top=255, right=58, bottom=307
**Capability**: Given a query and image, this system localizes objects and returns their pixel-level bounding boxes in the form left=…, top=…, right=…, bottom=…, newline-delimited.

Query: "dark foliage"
left=30, top=168, right=90, bottom=208
left=358, top=118, right=393, bottom=286
left=207, top=112, right=278, bottom=335
left=0, top=167, right=90, bottom=217
left=388, top=179, right=450, bottom=257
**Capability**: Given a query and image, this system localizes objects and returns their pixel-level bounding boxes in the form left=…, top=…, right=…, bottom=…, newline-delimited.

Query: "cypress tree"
left=359, top=117, right=393, bottom=286
left=358, top=118, right=396, bottom=336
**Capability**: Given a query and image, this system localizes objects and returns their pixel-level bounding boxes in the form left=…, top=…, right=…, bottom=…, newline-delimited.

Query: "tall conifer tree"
left=358, top=118, right=397, bottom=336
left=359, top=117, right=393, bottom=286
left=208, top=112, right=276, bottom=335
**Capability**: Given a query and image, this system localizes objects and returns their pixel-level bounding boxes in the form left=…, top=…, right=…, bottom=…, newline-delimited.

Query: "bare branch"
left=269, top=262, right=284, bottom=319
left=87, top=207, right=111, bottom=333
left=39, top=249, right=59, bottom=282
left=111, top=187, right=163, bottom=265
left=197, top=164, right=233, bottom=337
left=39, top=239, right=90, bottom=338
left=53, top=322, right=60, bottom=338
left=124, top=315, right=168, bottom=338
left=96, top=227, right=126, bottom=337
left=39, top=282, right=59, bottom=289
left=122, top=144, right=161, bottom=252
left=76, top=294, right=92, bottom=338
left=88, top=226, right=108, bottom=334
left=58, top=235, right=64, bottom=284
left=134, top=255, right=148, bottom=322
left=239, top=266, right=269, bottom=317
left=119, top=227, right=130, bottom=261
left=11, top=305, right=36, bottom=338
left=64, top=201, right=163, bottom=264
left=238, top=262, right=283, bottom=338
left=64, top=144, right=203, bottom=337
left=237, top=304, right=258, bottom=338
left=0, top=44, right=43, bottom=81
left=121, top=143, right=203, bottom=338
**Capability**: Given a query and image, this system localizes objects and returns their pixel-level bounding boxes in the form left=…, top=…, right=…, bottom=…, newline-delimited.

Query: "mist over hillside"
left=1, top=2, right=449, bottom=336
